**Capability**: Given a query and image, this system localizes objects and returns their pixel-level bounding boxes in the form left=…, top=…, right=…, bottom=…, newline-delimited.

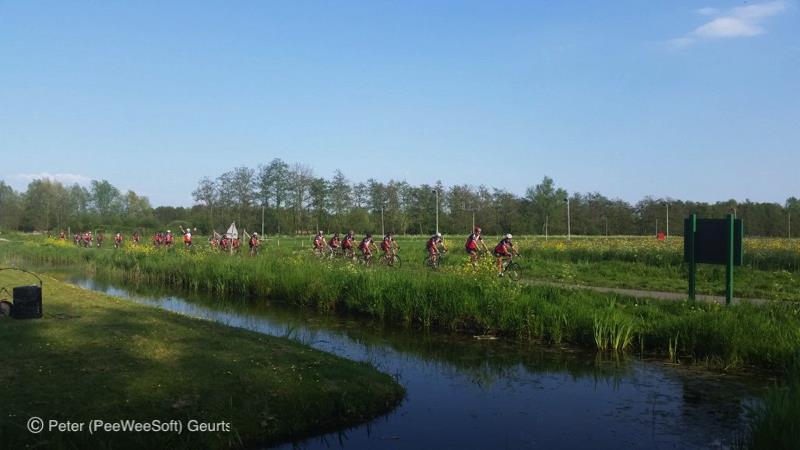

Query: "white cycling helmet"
left=435, top=232, right=442, bottom=238
left=505, top=233, right=513, bottom=239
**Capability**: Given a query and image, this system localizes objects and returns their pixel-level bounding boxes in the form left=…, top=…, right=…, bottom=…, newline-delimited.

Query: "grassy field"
left=0, top=269, right=403, bottom=449
left=136, top=233, right=800, bottom=301
left=3, top=236, right=800, bottom=372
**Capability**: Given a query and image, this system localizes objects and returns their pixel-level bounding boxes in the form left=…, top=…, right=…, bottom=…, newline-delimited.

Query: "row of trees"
left=1, top=162, right=797, bottom=237
left=188, top=158, right=799, bottom=237
left=0, top=179, right=154, bottom=231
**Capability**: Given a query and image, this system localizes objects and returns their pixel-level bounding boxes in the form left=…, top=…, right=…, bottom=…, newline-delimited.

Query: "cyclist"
left=358, top=233, right=378, bottom=263
left=427, top=232, right=447, bottom=266
left=342, top=230, right=356, bottom=258
left=180, top=226, right=193, bottom=248
left=465, top=226, right=489, bottom=265
left=165, top=230, right=174, bottom=247
left=249, top=232, right=261, bottom=256
left=381, top=232, right=399, bottom=263
left=493, top=233, right=519, bottom=276
left=328, top=232, right=341, bottom=256
left=132, top=231, right=140, bottom=245
left=96, top=231, right=104, bottom=248
left=114, top=232, right=123, bottom=249
left=312, top=231, right=327, bottom=255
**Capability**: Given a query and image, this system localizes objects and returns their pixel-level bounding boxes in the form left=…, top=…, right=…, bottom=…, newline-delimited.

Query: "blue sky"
left=1, top=1, right=798, bottom=206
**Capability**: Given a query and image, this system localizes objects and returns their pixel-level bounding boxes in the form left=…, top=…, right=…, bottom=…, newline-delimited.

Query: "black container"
left=0, top=268, right=44, bottom=320
left=12, top=285, right=43, bottom=319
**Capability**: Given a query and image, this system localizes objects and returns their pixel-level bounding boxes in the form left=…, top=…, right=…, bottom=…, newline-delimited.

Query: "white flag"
left=225, top=222, right=238, bottom=239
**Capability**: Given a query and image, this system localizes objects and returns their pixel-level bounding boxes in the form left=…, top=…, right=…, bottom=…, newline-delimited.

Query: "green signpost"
left=683, top=214, right=743, bottom=304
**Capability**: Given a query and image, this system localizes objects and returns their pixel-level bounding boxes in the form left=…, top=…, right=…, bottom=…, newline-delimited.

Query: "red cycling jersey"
left=342, top=235, right=353, bottom=249
left=359, top=237, right=373, bottom=250
left=465, top=233, right=482, bottom=251
left=494, top=238, right=513, bottom=256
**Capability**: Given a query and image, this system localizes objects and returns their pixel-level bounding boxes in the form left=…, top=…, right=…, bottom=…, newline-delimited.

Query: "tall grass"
left=744, top=357, right=800, bottom=449
left=3, top=241, right=800, bottom=371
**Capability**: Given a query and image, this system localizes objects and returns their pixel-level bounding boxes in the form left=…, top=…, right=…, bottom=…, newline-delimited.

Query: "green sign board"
left=683, top=214, right=743, bottom=305
left=683, top=218, right=743, bottom=266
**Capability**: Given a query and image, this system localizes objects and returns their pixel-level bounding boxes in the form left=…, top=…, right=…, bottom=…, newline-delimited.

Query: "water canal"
left=64, top=273, right=763, bottom=450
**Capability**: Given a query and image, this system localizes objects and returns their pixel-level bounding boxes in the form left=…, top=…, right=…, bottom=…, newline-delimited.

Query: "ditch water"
left=64, top=273, right=764, bottom=450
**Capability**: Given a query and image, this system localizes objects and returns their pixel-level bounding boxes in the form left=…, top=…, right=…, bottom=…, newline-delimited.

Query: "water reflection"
left=69, top=274, right=761, bottom=450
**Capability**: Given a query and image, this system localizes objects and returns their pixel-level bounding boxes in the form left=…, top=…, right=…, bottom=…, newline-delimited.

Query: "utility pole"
left=665, top=202, right=670, bottom=240
left=565, top=197, right=571, bottom=241
left=380, top=206, right=385, bottom=237
left=261, top=205, right=265, bottom=236
left=464, top=202, right=475, bottom=233
left=433, top=189, right=439, bottom=234
left=545, top=214, right=549, bottom=241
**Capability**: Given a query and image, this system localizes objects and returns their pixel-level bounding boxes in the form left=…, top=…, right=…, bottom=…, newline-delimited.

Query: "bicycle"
left=380, top=252, right=402, bottom=268
left=358, top=251, right=375, bottom=266
left=423, top=250, right=447, bottom=269
left=499, top=254, right=521, bottom=281
left=311, top=246, right=326, bottom=258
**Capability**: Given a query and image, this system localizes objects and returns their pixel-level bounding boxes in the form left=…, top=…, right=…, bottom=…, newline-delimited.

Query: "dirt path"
left=525, top=279, right=771, bottom=305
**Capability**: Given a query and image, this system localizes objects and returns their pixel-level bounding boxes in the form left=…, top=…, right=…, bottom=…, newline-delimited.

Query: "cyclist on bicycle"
left=313, top=231, right=327, bottom=255
left=249, top=232, right=261, bottom=256
left=180, top=226, right=193, bottom=248
left=165, top=230, right=174, bottom=247
left=114, top=232, right=123, bottom=249
left=328, top=232, right=341, bottom=255
left=96, top=231, right=105, bottom=248
left=342, top=230, right=356, bottom=258
left=358, top=233, right=378, bottom=263
left=494, top=234, right=519, bottom=276
left=381, top=232, right=399, bottom=261
left=465, top=227, right=489, bottom=265
left=427, top=232, right=447, bottom=266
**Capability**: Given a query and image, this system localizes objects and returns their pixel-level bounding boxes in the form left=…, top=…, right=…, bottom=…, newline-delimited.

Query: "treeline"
left=0, top=179, right=154, bottom=231
left=188, top=158, right=799, bottom=237
left=1, top=161, right=798, bottom=237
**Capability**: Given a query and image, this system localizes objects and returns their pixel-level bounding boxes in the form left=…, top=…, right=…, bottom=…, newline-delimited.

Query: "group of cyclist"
left=312, top=226, right=519, bottom=275
left=312, top=230, right=400, bottom=265
left=61, top=228, right=191, bottom=250
left=58, top=224, right=518, bottom=275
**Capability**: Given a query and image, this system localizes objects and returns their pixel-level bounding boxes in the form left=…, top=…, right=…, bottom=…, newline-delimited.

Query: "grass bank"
left=4, top=240, right=800, bottom=373
left=0, top=270, right=404, bottom=449
left=745, top=360, right=800, bottom=450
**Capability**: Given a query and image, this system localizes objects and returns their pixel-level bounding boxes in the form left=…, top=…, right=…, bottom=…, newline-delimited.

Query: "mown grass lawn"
left=0, top=270, right=403, bottom=449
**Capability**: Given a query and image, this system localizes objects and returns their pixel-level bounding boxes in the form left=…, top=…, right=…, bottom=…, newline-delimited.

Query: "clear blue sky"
left=1, top=1, right=798, bottom=206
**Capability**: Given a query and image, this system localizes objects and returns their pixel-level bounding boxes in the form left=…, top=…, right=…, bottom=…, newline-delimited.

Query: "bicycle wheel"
left=390, top=254, right=402, bottom=269
left=505, top=262, right=521, bottom=281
